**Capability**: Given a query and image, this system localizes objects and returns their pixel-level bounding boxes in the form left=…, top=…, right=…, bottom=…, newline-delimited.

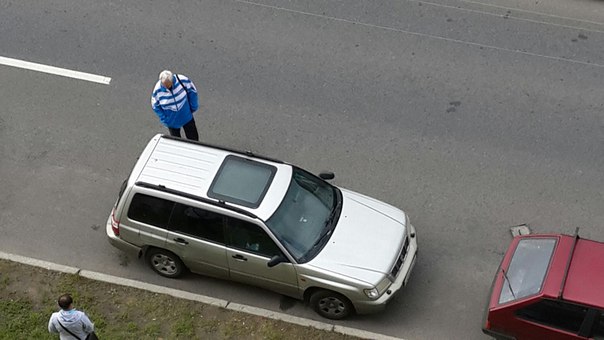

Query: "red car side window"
left=515, top=299, right=587, bottom=334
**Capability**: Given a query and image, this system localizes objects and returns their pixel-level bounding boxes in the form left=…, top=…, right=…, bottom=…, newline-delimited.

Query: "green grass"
left=0, top=297, right=55, bottom=340
left=0, top=259, right=359, bottom=340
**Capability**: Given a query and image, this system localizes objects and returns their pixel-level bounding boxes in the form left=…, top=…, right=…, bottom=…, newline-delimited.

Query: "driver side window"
left=593, top=311, right=604, bottom=339
left=516, top=299, right=588, bottom=334
left=226, top=217, right=282, bottom=258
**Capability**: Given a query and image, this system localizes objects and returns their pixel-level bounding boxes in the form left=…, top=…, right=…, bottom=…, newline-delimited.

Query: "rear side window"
left=516, top=299, right=588, bottom=334
left=127, top=194, right=174, bottom=228
left=168, top=204, right=225, bottom=244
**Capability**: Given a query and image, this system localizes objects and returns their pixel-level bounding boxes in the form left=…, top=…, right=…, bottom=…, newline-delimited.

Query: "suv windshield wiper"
left=325, top=193, right=342, bottom=229
left=299, top=189, right=342, bottom=262
left=300, top=227, right=333, bottom=263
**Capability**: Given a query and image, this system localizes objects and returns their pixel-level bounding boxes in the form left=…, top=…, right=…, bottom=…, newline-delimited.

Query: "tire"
left=145, top=248, right=185, bottom=278
left=309, top=290, right=353, bottom=320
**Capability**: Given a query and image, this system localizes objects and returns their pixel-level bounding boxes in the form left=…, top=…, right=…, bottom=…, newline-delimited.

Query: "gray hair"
left=159, top=70, right=173, bottom=82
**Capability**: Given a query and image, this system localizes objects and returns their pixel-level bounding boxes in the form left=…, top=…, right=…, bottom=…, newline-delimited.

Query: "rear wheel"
left=309, top=290, right=353, bottom=320
left=145, top=248, right=185, bottom=278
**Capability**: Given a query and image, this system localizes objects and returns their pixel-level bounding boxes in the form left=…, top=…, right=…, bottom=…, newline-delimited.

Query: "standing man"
left=151, top=70, right=200, bottom=141
left=48, top=294, right=96, bottom=340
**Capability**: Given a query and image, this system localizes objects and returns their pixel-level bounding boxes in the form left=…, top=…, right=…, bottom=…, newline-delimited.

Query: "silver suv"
left=106, top=134, right=417, bottom=319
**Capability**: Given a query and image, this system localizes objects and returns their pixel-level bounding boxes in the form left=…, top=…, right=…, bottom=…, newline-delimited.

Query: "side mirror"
left=267, top=255, right=288, bottom=268
left=319, top=172, right=335, bottom=180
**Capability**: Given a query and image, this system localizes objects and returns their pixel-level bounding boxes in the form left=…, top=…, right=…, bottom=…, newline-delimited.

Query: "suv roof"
left=129, top=134, right=293, bottom=220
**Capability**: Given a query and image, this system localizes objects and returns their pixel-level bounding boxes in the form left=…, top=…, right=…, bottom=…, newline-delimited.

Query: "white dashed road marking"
left=0, top=56, right=111, bottom=85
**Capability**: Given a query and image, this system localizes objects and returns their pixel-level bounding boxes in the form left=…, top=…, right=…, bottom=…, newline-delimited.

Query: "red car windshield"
left=499, top=238, right=557, bottom=304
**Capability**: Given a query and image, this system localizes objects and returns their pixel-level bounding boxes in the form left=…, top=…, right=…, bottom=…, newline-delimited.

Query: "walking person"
left=48, top=293, right=97, bottom=340
left=151, top=70, right=200, bottom=141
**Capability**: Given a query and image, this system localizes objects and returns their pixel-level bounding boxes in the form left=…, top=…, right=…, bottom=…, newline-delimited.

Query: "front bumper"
left=353, top=223, right=418, bottom=314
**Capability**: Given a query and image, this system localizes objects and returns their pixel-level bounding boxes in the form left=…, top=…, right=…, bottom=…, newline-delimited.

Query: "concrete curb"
left=0, top=251, right=404, bottom=340
left=0, top=251, right=80, bottom=275
left=226, top=302, right=334, bottom=331
left=79, top=270, right=228, bottom=308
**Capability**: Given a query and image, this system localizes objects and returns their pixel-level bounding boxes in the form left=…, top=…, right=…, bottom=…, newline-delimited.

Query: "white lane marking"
left=0, top=56, right=111, bottom=85
left=234, top=0, right=604, bottom=69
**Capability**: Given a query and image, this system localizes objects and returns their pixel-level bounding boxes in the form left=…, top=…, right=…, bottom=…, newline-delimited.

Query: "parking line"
left=0, top=56, right=111, bottom=85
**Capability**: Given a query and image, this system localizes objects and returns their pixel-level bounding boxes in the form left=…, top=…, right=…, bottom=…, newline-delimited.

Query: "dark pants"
left=168, top=118, right=199, bottom=141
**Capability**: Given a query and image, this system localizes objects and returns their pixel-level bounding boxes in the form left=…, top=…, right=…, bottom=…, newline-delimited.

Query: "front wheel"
left=145, top=248, right=185, bottom=278
left=309, top=290, right=353, bottom=320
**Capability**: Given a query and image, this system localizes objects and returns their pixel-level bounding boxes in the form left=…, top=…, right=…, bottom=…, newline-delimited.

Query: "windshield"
left=499, top=238, right=557, bottom=304
left=266, top=167, right=341, bottom=263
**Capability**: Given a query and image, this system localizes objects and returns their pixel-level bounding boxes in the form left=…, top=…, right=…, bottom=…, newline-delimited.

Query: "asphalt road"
left=1, top=0, right=603, bottom=339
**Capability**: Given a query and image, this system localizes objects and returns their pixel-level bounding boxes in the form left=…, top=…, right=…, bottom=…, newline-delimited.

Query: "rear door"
left=123, top=192, right=173, bottom=248
left=164, top=203, right=229, bottom=279
left=225, top=216, right=299, bottom=297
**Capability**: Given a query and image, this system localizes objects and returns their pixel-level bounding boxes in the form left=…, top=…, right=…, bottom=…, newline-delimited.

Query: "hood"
left=308, top=188, right=407, bottom=284
left=58, top=309, right=83, bottom=324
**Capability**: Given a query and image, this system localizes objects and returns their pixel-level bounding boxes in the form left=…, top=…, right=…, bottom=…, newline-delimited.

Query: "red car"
left=483, top=232, right=604, bottom=340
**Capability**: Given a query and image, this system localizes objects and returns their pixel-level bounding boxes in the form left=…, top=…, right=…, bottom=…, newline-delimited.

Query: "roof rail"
left=135, top=181, right=259, bottom=220
left=161, top=135, right=284, bottom=164
left=558, top=227, right=580, bottom=299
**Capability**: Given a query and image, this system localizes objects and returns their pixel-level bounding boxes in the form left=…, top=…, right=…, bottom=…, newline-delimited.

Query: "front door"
left=225, top=216, right=299, bottom=298
left=512, top=299, right=592, bottom=340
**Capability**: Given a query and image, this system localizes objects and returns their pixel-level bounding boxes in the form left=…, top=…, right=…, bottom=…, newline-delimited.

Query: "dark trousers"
left=168, top=118, right=199, bottom=141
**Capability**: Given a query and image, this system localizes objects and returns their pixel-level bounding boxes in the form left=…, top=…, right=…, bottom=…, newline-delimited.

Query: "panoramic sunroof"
left=208, top=155, right=277, bottom=208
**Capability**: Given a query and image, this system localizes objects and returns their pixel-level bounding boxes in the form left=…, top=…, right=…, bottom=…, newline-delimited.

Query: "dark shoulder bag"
left=57, top=319, right=98, bottom=340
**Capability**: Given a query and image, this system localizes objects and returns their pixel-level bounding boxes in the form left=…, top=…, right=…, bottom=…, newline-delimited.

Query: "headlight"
left=364, top=288, right=380, bottom=300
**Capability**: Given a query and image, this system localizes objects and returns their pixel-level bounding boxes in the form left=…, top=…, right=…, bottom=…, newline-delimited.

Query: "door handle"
left=232, top=254, right=247, bottom=261
left=173, top=237, right=189, bottom=245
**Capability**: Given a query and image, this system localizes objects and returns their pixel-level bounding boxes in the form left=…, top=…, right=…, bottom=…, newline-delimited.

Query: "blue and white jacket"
left=151, top=74, right=199, bottom=128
